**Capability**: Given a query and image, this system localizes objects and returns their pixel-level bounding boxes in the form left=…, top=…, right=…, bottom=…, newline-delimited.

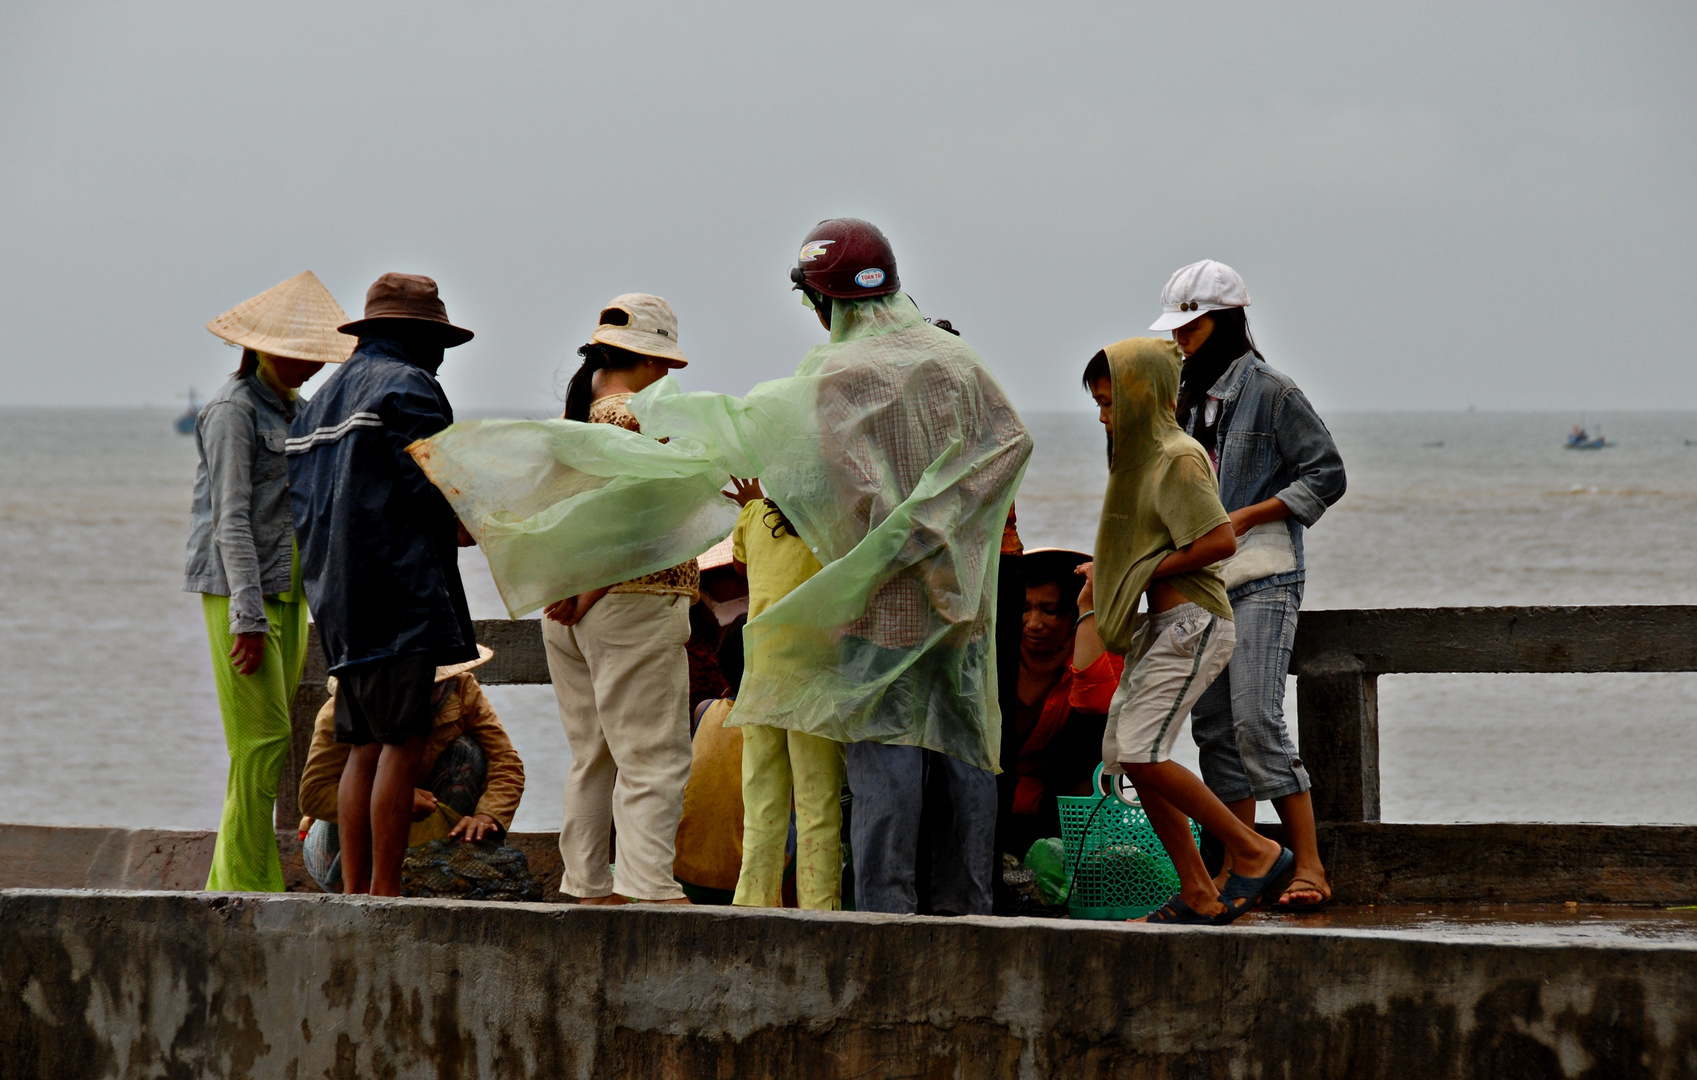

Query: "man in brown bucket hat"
left=287, top=273, right=480, bottom=896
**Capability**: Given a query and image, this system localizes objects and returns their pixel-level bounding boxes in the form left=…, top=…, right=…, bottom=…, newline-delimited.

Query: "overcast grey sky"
left=2, top=1, right=1693, bottom=414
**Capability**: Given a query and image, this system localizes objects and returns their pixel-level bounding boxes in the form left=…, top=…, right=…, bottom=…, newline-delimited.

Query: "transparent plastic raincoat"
left=410, top=293, right=1031, bottom=769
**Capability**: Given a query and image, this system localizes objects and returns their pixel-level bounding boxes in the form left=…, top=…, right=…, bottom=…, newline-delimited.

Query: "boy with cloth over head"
left=1082, top=337, right=1293, bottom=924
left=287, top=273, right=480, bottom=897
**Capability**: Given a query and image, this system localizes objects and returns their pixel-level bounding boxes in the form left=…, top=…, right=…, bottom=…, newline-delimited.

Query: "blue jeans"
left=1190, top=583, right=1311, bottom=803
left=844, top=742, right=997, bottom=915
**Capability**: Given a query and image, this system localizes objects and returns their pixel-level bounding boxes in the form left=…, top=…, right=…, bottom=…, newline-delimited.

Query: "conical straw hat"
left=206, top=270, right=356, bottom=364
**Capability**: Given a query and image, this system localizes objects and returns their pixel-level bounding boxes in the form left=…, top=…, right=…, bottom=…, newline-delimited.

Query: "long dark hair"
left=762, top=498, right=796, bottom=539
left=563, top=342, right=650, bottom=422
left=236, top=348, right=260, bottom=379
left=1176, top=307, right=1260, bottom=422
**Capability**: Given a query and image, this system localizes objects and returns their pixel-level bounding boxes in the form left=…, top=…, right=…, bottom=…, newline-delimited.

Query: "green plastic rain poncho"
left=410, top=293, right=1031, bottom=769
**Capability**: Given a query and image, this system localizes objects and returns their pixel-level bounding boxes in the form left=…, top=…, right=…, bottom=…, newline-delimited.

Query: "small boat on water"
left=1565, top=424, right=1613, bottom=450
left=174, top=389, right=201, bottom=435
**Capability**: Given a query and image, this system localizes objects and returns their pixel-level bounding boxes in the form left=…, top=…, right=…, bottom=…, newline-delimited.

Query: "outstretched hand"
left=448, top=813, right=500, bottom=843
left=726, top=477, right=764, bottom=506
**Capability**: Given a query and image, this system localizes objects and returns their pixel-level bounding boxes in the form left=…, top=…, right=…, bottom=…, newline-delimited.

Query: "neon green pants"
left=732, top=723, right=844, bottom=911
left=201, top=590, right=307, bottom=891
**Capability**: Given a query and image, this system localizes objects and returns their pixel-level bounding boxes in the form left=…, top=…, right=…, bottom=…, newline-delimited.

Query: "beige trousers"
left=543, top=591, right=692, bottom=901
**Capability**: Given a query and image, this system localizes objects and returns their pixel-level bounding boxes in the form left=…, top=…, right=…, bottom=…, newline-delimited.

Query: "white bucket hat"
left=1148, top=259, right=1250, bottom=332
left=206, top=270, right=356, bottom=364
left=591, top=293, right=688, bottom=368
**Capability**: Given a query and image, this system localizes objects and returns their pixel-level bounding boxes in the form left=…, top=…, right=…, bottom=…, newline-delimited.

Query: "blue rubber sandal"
left=1141, top=895, right=1215, bottom=925
left=1212, top=847, right=1296, bottom=926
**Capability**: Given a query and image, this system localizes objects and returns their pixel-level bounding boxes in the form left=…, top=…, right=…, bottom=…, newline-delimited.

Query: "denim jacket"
left=1184, top=350, right=1347, bottom=598
left=183, top=374, right=300, bottom=634
left=287, top=338, right=476, bottom=675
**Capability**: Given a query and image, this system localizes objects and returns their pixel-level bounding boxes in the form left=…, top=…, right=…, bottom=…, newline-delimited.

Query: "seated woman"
left=997, top=549, right=1124, bottom=861
left=298, top=646, right=526, bottom=893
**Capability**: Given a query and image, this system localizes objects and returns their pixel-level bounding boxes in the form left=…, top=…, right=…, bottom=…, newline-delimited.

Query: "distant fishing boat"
left=174, top=389, right=201, bottom=435
left=1565, top=424, right=1613, bottom=450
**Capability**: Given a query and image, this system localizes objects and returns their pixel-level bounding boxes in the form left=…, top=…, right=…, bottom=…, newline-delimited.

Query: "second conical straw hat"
left=206, top=270, right=356, bottom=364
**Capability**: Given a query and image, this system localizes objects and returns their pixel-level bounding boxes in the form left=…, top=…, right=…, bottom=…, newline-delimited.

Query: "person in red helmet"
left=778, top=218, right=1032, bottom=915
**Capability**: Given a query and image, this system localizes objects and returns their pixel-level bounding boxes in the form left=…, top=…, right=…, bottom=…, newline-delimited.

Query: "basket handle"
left=1092, top=763, right=1142, bottom=808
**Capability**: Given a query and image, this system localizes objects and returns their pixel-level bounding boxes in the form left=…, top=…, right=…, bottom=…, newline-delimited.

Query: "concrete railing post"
left=1295, top=658, right=1380, bottom=823
left=276, top=627, right=329, bottom=832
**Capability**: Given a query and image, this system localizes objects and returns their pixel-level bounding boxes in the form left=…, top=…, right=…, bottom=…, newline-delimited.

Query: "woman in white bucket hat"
left=184, top=270, right=353, bottom=892
left=542, top=294, right=698, bottom=905
left=1153, top=260, right=1348, bottom=910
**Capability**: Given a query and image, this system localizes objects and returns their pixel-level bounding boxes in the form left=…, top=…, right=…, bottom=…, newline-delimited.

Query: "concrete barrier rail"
left=6, top=890, right=1697, bottom=1080
left=280, top=607, right=1697, bottom=829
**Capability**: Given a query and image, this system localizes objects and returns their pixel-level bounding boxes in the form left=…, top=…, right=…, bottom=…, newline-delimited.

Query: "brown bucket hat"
left=338, top=273, right=475, bottom=347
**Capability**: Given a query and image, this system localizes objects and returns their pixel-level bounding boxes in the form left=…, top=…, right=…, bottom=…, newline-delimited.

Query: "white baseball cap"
left=592, top=293, right=688, bottom=367
left=1148, top=260, right=1250, bottom=332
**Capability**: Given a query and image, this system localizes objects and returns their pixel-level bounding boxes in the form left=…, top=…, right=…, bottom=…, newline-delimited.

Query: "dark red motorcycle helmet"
left=789, top=218, right=901, bottom=300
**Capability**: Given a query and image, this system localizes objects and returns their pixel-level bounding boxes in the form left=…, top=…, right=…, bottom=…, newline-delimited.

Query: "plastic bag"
left=408, top=417, right=740, bottom=617
left=1024, top=837, right=1069, bottom=906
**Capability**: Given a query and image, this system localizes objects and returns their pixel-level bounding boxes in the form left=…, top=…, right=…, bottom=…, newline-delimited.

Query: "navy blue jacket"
left=286, top=338, right=476, bottom=674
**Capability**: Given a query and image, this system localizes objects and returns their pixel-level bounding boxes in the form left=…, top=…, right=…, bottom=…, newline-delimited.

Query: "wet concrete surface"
left=1227, top=901, right=1697, bottom=944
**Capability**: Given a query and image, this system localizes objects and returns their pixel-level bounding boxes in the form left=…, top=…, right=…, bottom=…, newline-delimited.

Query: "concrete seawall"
left=5, top=890, right=1697, bottom=1079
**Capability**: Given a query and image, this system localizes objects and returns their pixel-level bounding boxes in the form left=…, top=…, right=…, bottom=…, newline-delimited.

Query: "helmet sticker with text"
left=855, top=268, right=886, bottom=288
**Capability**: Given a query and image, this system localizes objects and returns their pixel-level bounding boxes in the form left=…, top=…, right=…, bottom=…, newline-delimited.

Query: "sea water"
left=2, top=408, right=1694, bottom=831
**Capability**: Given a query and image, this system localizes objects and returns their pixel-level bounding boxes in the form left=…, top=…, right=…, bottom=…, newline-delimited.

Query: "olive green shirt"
left=1092, top=338, right=1233, bottom=655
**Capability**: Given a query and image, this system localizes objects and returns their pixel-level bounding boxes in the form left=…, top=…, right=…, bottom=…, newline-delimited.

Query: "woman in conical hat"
left=184, top=270, right=353, bottom=892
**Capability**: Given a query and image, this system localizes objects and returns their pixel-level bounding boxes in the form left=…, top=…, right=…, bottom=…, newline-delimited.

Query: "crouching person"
left=298, top=646, right=531, bottom=897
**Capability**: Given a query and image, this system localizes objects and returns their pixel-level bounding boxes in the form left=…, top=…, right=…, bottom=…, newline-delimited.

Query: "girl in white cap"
left=1150, top=260, right=1348, bottom=909
left=184, top=271, right=352, bottom=891
left=543, top=294, right=699, bottom=905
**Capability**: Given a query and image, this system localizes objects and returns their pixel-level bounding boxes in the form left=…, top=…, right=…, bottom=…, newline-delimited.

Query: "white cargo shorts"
left=1102, top=603, right=1236, bottom=769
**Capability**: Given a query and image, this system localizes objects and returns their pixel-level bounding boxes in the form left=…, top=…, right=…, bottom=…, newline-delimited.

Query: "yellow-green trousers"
left=201, top=591, right=307, bottom=891
left=732, top=723, right=844, bottom=910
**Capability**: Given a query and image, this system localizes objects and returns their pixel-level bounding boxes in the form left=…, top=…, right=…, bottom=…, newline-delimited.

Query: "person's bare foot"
left=642, top=896, right=693, bottom=905
left=1278, top=868, right=1333, bottom=908
left=578, top=894, right=629, bottom=906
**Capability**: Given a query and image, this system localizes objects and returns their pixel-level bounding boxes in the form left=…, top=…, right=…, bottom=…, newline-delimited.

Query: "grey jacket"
left=1184, top=350, right=1347, bottom=598
left=183, top=373, right=299, bottom=634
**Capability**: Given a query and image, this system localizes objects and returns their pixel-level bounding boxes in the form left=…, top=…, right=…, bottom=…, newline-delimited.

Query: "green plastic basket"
left=1056, top=766, right=1199, bottom=920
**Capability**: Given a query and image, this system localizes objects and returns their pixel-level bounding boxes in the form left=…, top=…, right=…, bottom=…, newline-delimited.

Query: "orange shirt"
left=1011, top=651, right=1123, bottom=816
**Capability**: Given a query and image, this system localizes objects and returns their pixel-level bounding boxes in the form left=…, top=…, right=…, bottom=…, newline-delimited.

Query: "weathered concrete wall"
left=4, top=890, right=1696, bottom=1080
